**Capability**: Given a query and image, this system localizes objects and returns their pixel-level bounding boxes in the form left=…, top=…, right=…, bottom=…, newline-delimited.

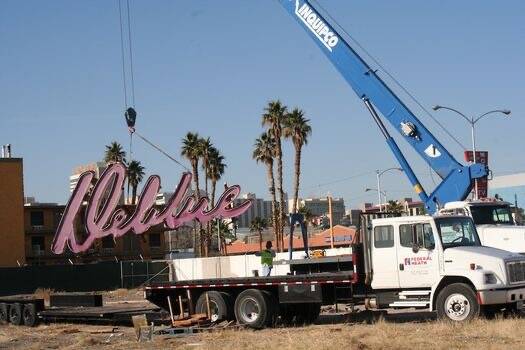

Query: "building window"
left=31, top=236, right=45, bottom=254
left=149, top=233, right=161, bottom=248
left=102, top=236, right=115, bottom=249
left=30, top=211, right=44, bottom=226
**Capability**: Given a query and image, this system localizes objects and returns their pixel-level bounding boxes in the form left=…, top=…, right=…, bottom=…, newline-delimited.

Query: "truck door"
left=397, top=223, right=438, bottom=288
left=371, top=225, right=400, bottom=289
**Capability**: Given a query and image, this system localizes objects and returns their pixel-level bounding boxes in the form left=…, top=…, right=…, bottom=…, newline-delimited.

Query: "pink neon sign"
left=52, top=163, right=252, bottom=254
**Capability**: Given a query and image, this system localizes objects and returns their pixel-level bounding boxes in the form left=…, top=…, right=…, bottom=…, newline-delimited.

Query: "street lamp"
left=432, top=105, right=511, bottom=199
left=373, top=167, right=403, bottom=212
left=365, top=188, right=388, bottom=212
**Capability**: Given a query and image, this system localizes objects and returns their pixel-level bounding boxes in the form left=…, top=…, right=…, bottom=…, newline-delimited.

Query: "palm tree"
left=199, top=138, right=215, bottom=256
left=181, top=132, right=205, bottom=255
left=127, top=160, right=145, bottom=205
left=262, top=100, right=287, bottom=250
left=207, top=147, right=226, bottom=207
left=104, top=141, right=126, bottom=164
left=283, top=108, right=312, bottom=214
left=298, top=205, right=314, bottom=228
left=386, top=200, right=405, bottom=216
left=253, top=132, right=280, bottom=251
left=250, top=217, right=268, bottom=252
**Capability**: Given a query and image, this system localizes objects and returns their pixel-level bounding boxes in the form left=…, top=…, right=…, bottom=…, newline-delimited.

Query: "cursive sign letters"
left=52, top=163, right=252, bottom=254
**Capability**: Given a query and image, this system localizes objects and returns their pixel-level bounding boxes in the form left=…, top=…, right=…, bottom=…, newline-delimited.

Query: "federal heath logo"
left=295, top=0, right=339, bottom=52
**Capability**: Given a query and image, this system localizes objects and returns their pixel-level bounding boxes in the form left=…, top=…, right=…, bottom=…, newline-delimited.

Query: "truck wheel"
left=195, top=291, right=232, bottom=322
left=234, top=289, right=272, bottom=329
left=9, top=303, right=22, bottom=326
left=23, top=303, right=38, bottom=327
left=0, top=303, right=8, bottom=324
left=436, top=283, right=479, bottom=321
left=261, top=290, right=277, bottom=326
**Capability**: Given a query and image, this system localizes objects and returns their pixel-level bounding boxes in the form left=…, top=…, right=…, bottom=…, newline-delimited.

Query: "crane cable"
left=309, top=0, right=468, bottom=151
left=117, top=0, right=188, bottom=171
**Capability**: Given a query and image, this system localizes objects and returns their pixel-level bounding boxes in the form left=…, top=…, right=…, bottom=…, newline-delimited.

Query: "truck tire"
left=261, top=290, right=277, bottom=326
left=234, top=289, right=272, bottom=329
left=436, top=283, right=479, bottom=321
left=0, top=303, right=8, bottom=323
left=9, top=303, right=22, bottom=326
left=195, top=291, right=233, bottom=322
left=23, top=303, right=38, bottom=327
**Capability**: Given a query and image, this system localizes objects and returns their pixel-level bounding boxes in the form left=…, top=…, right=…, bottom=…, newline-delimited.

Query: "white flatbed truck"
left=145, top=214, right=525, bottom=328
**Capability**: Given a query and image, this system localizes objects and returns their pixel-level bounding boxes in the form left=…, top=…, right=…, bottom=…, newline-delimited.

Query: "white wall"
left=169, top=247, right=352, bottom=281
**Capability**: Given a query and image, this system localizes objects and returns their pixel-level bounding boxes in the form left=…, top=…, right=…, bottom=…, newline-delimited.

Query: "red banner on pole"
left=464, top=151, right=489, bottom=198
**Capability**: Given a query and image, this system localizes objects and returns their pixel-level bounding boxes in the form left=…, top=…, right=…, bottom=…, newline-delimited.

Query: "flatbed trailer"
left=0, top=294, right=161, bottom=327
left=145, top=251, right=365, bottom=328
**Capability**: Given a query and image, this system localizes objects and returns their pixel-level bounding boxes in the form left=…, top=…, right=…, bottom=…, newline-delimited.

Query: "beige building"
left=290, top=197, right=346, bottom=225
left=0, top=157, right=26, bottom=267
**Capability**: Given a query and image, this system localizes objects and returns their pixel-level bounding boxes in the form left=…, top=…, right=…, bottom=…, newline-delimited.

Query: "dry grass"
left=1, top=317, right=525, bottom=349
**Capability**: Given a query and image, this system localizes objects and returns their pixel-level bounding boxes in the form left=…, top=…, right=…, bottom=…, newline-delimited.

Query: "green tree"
left=253, top=132, right=279, bottom=250
left=250, top=217, right=268, bottom=252
left=283, top=108, right=312, bottom=214
left=181, top=132, right=205, bottom=255
left=127, top=160, right=145, bottom=205
left=262, top=100, right=287, bottom=251
left=104, top=141, right=126, bottom=164
left=386, top=200, right=405, bottom=216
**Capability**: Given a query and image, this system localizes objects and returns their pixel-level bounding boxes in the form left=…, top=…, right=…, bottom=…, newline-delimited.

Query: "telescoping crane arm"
left=278, top=0, right=487, bottom=213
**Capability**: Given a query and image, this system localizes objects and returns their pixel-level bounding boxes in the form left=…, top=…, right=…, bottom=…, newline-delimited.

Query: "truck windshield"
left=435, top=217, right=481, bottom=249
left=470, top=205, right=514, bottom=225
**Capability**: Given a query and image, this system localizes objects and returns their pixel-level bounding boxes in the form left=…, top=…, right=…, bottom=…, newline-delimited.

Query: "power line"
left=309, top=0, right=467, bottom=151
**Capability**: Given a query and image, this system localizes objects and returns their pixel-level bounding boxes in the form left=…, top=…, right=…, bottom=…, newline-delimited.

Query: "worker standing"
left=259, top=241, right=276, bottom=276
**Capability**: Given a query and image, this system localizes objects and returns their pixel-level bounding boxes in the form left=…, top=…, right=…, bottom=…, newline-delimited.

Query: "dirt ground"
left=2, top=313, right=525, bottom=349
left=2, top=290, right=524, bottom=349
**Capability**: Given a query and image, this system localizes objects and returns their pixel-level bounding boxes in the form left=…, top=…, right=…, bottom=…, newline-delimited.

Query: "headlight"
left=484, top=273, right=498, bottom=284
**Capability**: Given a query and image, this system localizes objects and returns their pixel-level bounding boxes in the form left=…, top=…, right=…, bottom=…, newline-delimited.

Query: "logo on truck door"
left=295, top=0, right=339, bottom=52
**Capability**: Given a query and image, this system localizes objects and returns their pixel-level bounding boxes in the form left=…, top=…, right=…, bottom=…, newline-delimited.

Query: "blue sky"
left=1, top=1, right=524, bottom=209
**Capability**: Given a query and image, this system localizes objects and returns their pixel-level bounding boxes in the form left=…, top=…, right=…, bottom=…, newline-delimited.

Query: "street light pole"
left=376, top=170, right=382, bottom=212
left=365, top=188, right=388, bottom=212
left=432, top=105, right=511, bottom=200
left=375, top=167, right=403, bottom=212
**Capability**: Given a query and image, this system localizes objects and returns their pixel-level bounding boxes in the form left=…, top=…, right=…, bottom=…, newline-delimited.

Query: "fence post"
left=120, top=260, right=124, bottom=288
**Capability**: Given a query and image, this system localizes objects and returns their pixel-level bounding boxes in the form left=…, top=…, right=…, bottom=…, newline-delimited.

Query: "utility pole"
left=328, top=195, right=334, bottom=249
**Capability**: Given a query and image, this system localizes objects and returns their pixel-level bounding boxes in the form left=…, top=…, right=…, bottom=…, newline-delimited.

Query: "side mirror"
left=412, top=243, right=420, bottom=254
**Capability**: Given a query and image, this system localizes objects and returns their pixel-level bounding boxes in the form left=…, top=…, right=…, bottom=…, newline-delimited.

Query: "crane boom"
left=278, top=0, right=487, bottom=213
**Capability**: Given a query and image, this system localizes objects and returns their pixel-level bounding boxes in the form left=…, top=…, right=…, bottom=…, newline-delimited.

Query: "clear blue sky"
left=1, top=1, right=524, bottom=209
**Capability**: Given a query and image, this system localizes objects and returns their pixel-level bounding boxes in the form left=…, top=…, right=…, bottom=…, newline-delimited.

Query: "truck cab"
left=440, top=200, right=525, bottom=254
left=368, top=214, right=525, bottom=320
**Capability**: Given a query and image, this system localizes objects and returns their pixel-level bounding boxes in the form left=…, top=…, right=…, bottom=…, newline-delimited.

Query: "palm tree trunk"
left=204, top=168, right=211, bottom=257
left=259, top=230, right=263, bottom=252
left=266, top=161, right=279, bottom=252
left=192, top=161, right=204, bottom=256
left=211, top=180, right=217, bottom=207
left=132, top=185, right=137, bottom=206
left=276, top=135, right=285, bottom=252
left=292, top=145, right=302, bottom=214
